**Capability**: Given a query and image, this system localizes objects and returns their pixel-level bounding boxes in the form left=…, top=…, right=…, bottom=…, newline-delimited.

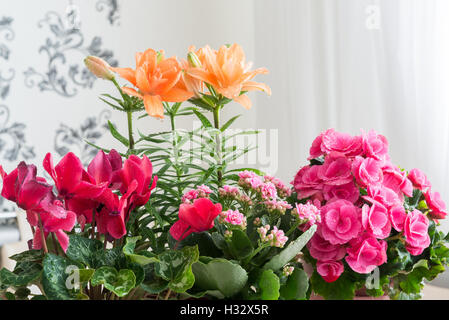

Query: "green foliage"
left=310, top=271, right=356, bottom=300
left=66, top=235, right=103, bottom=268
left=258, top=269, right=280, bottom=300
left=91, top=267, right=136, bottom=297
left=280, top=268, right=309, bottom=300
left=264, top=225, right=317, bottom=271
left=0, top=262, right=42, bottom=287
left=154, top=245, right=199, bottom=293
left=191, top=257, right=248, bottom=298
left=42, top=254, right=76, bottom=300
left=228, top=229, right=254, bottom=260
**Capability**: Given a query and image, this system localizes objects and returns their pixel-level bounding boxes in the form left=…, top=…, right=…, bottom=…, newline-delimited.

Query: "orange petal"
left=216, top=85, right=242, bottom=99
left=110, top=67, right=137, bottom=86
left=121, top=87, right=143, bottom=99
left=187, top=68, right=217, bottom=87
left=143, top=95, right=164, bottom=118
left=242, top=67, right=269, bottom=82
left=233, top=94, right=252, bottom=110
left=136, top=67, right=152, bottom=93
left=142, top=48, right=158, bottom=72
left=242, top=81, right=272, bottom=96
left=160, top=87, right=194, bottom=102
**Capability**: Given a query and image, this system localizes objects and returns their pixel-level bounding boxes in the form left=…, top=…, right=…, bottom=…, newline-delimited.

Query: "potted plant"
left=291, top=129, right=449, bottom=299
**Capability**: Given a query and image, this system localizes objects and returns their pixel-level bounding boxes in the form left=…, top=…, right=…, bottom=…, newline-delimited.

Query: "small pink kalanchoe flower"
left=264, top=199, right=292, bottom=215
left=218, top=185, right=240, bottom=199
left=292, top=202, right=321, bottom=231
left=219, top=209, right=247, bottom=229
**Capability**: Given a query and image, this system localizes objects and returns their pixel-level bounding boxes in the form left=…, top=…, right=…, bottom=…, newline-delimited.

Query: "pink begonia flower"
left=403, top=209, right=431, bottom=255
left=361, top=202, right=391, bottom=239
left=382, top=164, right=413, bottom=198
left=362, top=185, right=402, bottom=210
left=292, top=165, right=323, bottom=200
left=320, top=129, right=363, bottom=157
left=317, top=260, right=344, bottom=283
left=307, top=231, right=346, bottom=261
left=317, top=152, right=353, bottom=186
left=170, top=198, right=222, bottom=241
left=323, top=182, right=359, bottom=204
left=352, top=156, right=383, bottom=188
left=345, top=234, right=387, bottom=274
left=361, top=129, right=389, bottom=161
left=319, top=199, right=362, bottom=245
left=43, top=152, right=105, bottom=200
left=424, top=189, right=447, bottom=220
left=389, top=205, right=407, bottom=232
left=308, top=132, right=325, bottom=160
left=407, top=168, right=431, bottom=191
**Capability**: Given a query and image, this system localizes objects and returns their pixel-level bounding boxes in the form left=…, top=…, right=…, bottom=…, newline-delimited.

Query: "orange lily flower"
left=186, top=44, right=271, bottom=109
left=110, top=48, right=193, bottom=118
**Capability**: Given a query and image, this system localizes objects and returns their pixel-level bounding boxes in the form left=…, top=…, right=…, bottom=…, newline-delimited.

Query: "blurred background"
left=0, top=0, right=448, bottom=296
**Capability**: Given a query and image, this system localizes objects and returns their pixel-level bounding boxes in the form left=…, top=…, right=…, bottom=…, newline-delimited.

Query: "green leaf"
left=14, top=287, right=31, bottom=300
left=66, top=235, right=103, bottom=267
left=91, top=267, right=136, bottom=297
left=174, top=232, right=222, bottom=258
left=155, top=246, right=199, bottom=293
left=123, top=236, right=160, bottom=266
left=9, top=250, right=43, bottom=263
left=263, top=225, right=317, bottom=271
left=78, top=269, right=95, bottom=283
left=192, top=109, right=213, bottom=128
left=0, top=262, right=41, bottom=287
left=228, top=229, right=254, bottom=260
left=108, top=120, right=129, bottom=147
left=42, top=254, right=76, bottom=300
left=310, top=271, right=356, bottom=300
left=280, top=268, right=309, bottom=300
left=92, top=247, right=126, bottom=269
left=220, top=115, right=241, bottom=132
left=192, top=258, right=248, bottom=298
left=258, top=269, right=280, bottom=300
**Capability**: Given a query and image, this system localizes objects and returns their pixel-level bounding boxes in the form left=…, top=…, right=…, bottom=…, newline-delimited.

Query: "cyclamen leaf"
left=9, top=250, right=43, bottom=263
left=91, top=267, right=136, bottom=297
left=42, top=254, right=76, bottom=300
left=66, top=235, right=103, bottom=268
left=0, top=263, right=42, bottom=287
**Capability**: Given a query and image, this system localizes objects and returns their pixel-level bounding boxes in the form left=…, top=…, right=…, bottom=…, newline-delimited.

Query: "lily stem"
left=212, top=106, right=223, bottom=186
left=127, top=110, right=135, bottom=152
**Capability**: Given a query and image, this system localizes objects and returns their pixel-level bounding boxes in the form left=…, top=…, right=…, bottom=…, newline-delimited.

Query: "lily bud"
left=156, top=50, right=165, bottom=64
left=84, top=56, right=115, bottom=80
left=187, top=52, right=202, bottom=68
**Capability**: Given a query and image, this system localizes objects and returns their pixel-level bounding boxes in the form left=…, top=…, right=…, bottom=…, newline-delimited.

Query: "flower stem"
left=212, top=106, right=223, bottom=186
left=37, top=213, right=48, bottom=254
left=127, top=110, right=135, bottom=152
left=286, top=220, right=302, bottom=236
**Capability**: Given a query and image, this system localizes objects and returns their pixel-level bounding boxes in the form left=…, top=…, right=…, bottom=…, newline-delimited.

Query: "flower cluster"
left=257, top=225, right=288, bottom=248
left=219, top=209, right=247, bottom=230
left=181, top=184, right=213, bottom=203
left=0, top=150, right=157, bottom=252
left=293, top=129, right=447, bottom=283
left=291, top=202, right=321, bottom=231
left=100, top=44, right=271, bottom=119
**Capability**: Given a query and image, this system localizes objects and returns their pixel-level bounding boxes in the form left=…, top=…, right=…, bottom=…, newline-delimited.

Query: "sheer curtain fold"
left=254, top=0, right=449, bottom=234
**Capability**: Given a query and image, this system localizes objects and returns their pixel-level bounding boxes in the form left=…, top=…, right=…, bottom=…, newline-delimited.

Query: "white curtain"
left=253, top=0, right=449, bottom=235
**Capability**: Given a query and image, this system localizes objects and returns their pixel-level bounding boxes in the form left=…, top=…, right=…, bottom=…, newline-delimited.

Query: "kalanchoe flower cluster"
left=291, top=202, right=321, bottom=231
left=282, top=265, right=294, bottom=277
left=219, top=209, right=247, bottom=229
left=264, top=175, right=292, bottom=198
left=181, top=184, right=213, bottom=203
left=263, top=199, right=292, bottom=215
left=294, top=129, right=447, bottom=283
left=218, top=185, right=240, bottom=199
left=257, top=225, right=288, bottom=248
left=0, top=149, right=157, bottom=252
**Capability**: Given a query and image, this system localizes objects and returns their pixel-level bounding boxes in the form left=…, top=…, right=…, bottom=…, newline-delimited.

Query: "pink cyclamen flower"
left=345, top=234, right=387, bottom=274
left=424, top=189, right=447, bottom=220
left=317, top=152, right=353, bottom=186
left=403, top=209, right=431, bottom=256
left=323, top=182, right=359, bottom=204
left=292, top=165, right=323, bottom=200
left=352, top=156, right=383, bottom=188
left=362, top=129, right=389, bottom=161
left=292, top=202, right=321, bottom=231
left=319, top=199, right=362, bottom=245
left=307, top=232, right=346, bottom=261
left=219, top=209, right=247, bottom=229
left=317, top=260, right=344, bottom=283
left=407, top=168, right=431, bottom=191
left=361, top=202, right=391, bottom=239
left=320, top=129, right=363, bottom=157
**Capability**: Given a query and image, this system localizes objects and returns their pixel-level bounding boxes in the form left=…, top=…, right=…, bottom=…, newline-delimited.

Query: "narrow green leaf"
left=108, top=120, right=129, bottom=147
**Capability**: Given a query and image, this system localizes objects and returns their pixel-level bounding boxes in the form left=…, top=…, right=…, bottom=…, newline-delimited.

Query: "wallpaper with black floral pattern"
left=0, top=1, right=122, bottom=219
